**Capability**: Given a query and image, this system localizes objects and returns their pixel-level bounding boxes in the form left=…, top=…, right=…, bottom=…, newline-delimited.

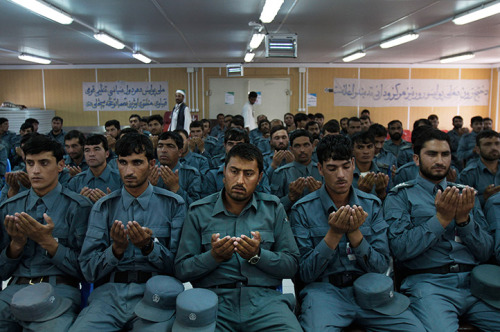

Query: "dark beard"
left=390, top=133, right=402, bottom=141
left=420, top=166, right=448, bottom=182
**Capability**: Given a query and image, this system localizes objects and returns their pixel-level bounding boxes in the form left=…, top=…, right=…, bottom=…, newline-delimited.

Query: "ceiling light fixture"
left=249, top=33, right=265, bottom=50
left=260, top=0, right=284, bottom=23
left=132, top=52, right=152, bottom=64
left=244, top=52, right=255, bottom=62
left=94, top=32, right=125, bottom=49
left=9, top=0, right=73, bottom=25
left=453, top=1, right=500, bottom=25
left=227, top=64, right=244, bottom=77
left=343, top=51, right=366, bottom=62
left=440, top=52, right=475, bottom=63
left=18, top=53, right=51, bottom=64
left=265, top=34, right=297, bottom=58
left=380, top=32, right=419, bottom=49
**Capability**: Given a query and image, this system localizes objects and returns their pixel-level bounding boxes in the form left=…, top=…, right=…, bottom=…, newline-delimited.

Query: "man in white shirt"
left=168, top=90, right=191, bottom=132
left=242, top=91, right=258, bottom=132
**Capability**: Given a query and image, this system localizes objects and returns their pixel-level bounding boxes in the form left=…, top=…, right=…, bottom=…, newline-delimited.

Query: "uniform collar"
left=211, top=189, right=258, bottom=217
left=416, top=174, right=447, bottom=194
left=83, top=164, right=113, bottom=183
left=121, top=183, right=154, bottom=210
left=318, top=184, right=360, bottom=213
left=293, top=160, right=315, bottom=173
left=477, top=158, right=496, bottom=175
left=27, top=182, right=62, bottom=211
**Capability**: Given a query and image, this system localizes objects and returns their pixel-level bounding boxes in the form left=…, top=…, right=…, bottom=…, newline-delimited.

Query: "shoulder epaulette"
left=294, top=191, right=320, bottom=206
left=0, top=190, right=30, bottom=208
left=275, top=163, right=294, bottom=172
left=152, top=186, right=185, bottom=204
left=390, top=181, right=415, bottom=193
left=61, top=187, right=93, bottom=207
left=93, top=189, right=121, bottom=210
left=254, top=192, right=280, bottom=205
left=190, top=193, right=218, bottom=208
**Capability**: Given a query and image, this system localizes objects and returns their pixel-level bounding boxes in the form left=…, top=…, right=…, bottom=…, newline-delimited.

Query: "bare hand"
left=5, top=173, right=20, bottom=198
left=4, top=214, right=26, bottom=245
left=357, top=172, right=375, bottom=193
left=110, top=220, right=128, bottom=258
left=158, top=166, right=180, bottom=192
left=284, top=150, right=295, bottom=163
left=446, top=168, right=457, bottom=183
left=349, top=205, right=368, bottom=232
left=67, top=166, right=82, bottom=177
left=483, top=184, right=500, bottom=202
left=455, top=186, right=475, bottom=224
left=14, top=213, right=58, bottom=256
left=435, top=187, right=459, bottom=227
left=127, top=221, right=152, bottom=248
left=106, top=135, right=116, bottom=148
left=391, top=165, right=397, bottom=179
left=211, top=233, right=236, bottom=262
left=89, top=188, right=108, bottom=203
left=17, top=171, right=31, bottom=188
left=288, top=177, right=306, bottom=202
left=305, top=176, right=322, bottom=192
left=235, top=231, right=261, bottom=260
left=328, top=206, right=352, bottom=234
left=271, top=150, right=286, bottom=169
left=149, top=166, right=160, bottom=186
left=149, top=135, right=159, bottom=150
left=374, top=173, right=389, bottom=199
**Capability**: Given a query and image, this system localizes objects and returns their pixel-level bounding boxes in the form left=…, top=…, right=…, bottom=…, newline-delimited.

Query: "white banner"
left=83, top=81, right=169, bottom=111
left=333, top=78, right=489, bottom=107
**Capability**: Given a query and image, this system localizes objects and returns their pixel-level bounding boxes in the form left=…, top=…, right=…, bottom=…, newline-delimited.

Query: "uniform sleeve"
left=383, top=190, right=446, bottom=261
left=271, top=169, right=293, bottom=212
left=185, top=170, right=202, bottom=204
left=254, top=204, right=299, bottom=279
left=290, top=204, right=338, bottom=283
left=203, top=170, right=218, bottom=197
left=457, top=136, right=473, bottom=162
left=174, top=208, right=220, bottom=282
left=0, top=204, right=23, bottom=280
left=257, top=172, right=271, bottom=194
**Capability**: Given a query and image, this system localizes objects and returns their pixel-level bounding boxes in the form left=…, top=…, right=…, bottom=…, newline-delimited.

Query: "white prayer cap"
left=175, top=90, right=185, bottom=96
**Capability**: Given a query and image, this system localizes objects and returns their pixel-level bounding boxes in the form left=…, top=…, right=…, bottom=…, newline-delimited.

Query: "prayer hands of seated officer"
left=111, top=220, right=129, bottom=259
left=67, top=166, right=82, bottom=177
left=149, top=135, right=159, bottom=150
left=435, top=187, right=460, bottom=228
left=305, top=176, right=322, bottom=193
left=106, top=134, right=116, bottom=149
left=4, top=214, right=27, bottom=258
left=80, top=187, right=112, bottom=203
left=357, top=172, right=376, bottom=193
left=324, top=206, right=353, bottom=250
left=288, top=177, right=306, bottom=202
left=234, top=231, right=261, bottom=260
left=446, top=168, right=458, bottom=183
left=391, top=165, right=397, bottom=179
left=347, top=205, right=368, bottom=248
left=374, top=173, right=389, bottom=200
left=455, top=186, right=476, bottom=225
left=211, top=233, right=237, bottom=263
left=271, top=150, right=294, bottom=169
left=6, top=172, right=21, bottom=198
left=158, top=166, right=180, bottom=193
left=483, top=184, right=500, bottom=202
left=189, top=137, right=204, bottom=153
left=127, top=221, right=154, bottom=255
left=17, top=171, right=31, bottom=189
left=148, top=166, right=160, bottom=186
left=13, top=212, right=58, bottom=257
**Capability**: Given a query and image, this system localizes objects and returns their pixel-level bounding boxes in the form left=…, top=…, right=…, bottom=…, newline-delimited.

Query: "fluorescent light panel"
left=244, top=52, right=255, bottom=62
left=453, top=1, right=500, bottom=25
left=260, top=0, right=284, bottom=23
left=18, top=53, right=51, bottom=64
left=343, top=51, right=366, bottom=62
left=249, top=33, right=265, bottom=50
left=94, top=32, right=125, bottom=49
left=440, top=52, right=475, bottom=63
left=133, top=52, right=152, bottom=64
left=10, top=0, right=73, bottom=24
left=380, top=32, right=419, bottom=49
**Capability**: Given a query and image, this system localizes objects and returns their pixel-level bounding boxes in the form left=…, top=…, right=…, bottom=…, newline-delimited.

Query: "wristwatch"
left=248, top=248, right=261, bottom=265
left=140, top=238, right=154, bottom=256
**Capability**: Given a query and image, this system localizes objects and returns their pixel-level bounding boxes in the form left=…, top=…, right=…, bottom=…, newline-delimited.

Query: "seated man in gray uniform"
left=0, top=135, right=93, bottom=331
left=175, top=143, right=302, bottom=332
left=67, top=134, right=122, bottom=202
left=384, top=128, right=500, bottom=331
left=484, top=192, right=500, bottom=264
left=71, top=133, right=186, bottom=331
left=271, top=129, right=323, bottom=213
left=151, top=131, right=202, bottom=206
left=291, top=135, right=423, bottom=332
left=63, top=130, right=88, bottom=177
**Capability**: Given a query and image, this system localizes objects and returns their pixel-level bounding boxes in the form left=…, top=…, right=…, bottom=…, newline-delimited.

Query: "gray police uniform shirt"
left=155, top=161, right=202, bottom=206
left=383, top=174, right=493, bottom=270
left=271, top=161, right=323, bottom=212
left=79, top=184, right=185, bottom=283
left=180, top=151, right=210, bottom=176
left=397, top=146, right=413, bottom=167
left=262, top=151, right=290, bottom=181
left=47, top=130, right=66, bottom=148
left=383, top=139, right=411, bottom=158
left=353, top=161, right=393, bottom=194
left=290, top=185, right=389, bottom=284
left=458, top=158, right=500, bottom=207
left=0, top=183, right=93, bottom=281
left=203, top=164, right=271, bottom=197
left=67, top=164, right=122, bottom=194
left=373, top=149, right=397, bottom=175
left=64, top=155, right=88, bottom=172
left=457, top=131, right=478, bottom=163
left=484, top=192, right=500, bottom=263
left=175, top=191, right=300, bottom=288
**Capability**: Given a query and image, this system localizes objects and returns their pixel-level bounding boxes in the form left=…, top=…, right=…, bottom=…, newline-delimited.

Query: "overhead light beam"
left=440, top=52, right=475, bottom=63
left=249, top=33, right=265, bottom=50
left=18, top=53, right=51, bottom=64
left=343, top=51, right=366, bottom=62
left=244, top=52, right=255, bottom=62
left=260, top=0, right=284, bottom=23
left=380, top=32, right=419, bottom=49
left=94, top=32, right=125, bottom=49
left=453, top=1, right=500, bottom=25
left=9, top=0, right=73, bottom=25
left=132, top=52, right=152, bottom=64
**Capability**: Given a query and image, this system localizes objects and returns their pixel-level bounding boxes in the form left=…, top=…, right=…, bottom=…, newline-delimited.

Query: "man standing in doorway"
left=242, top=91, right=258, bottom=132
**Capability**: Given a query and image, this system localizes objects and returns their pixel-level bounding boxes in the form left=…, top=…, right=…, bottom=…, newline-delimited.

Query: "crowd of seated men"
left=0, top=109, right=499, bottom=332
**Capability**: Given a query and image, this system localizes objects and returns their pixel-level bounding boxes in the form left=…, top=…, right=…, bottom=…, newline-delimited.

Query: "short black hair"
left=224, top=128, right=249, bottom=144
left=115, top=133, right=154, bottom=161
left=351, top=131, right=375, bottom=148
left=323, top=120, right=340, bottom=134
left=258, top=119, right=270, bottom=131
left=85, top=134, right=109, bottom=151
left=413, top=118, right=431, bottom=130
left=361, top=109, right=370, bottom=115
left=190, top=120, right=203, bottom=129
left=0, top=118, right=8, bottom=125
left=22, top=134, right=64, bottom=162
left=289, top=129, right=312, bottom=145
left=140, top=117, right=149, bottom=123
left=388, top=120, right=403, bottom=128
left=120, top=128, right=138, bottom=138
left=348, top=117, right=360, bottom=126
left=411, top=125, right=433, bottom=143
left=368, top=123, right=387, bottom=137
left=159, top=131, right=184, bottom=149
left=428, top=114, right=438, bottom=121
left=471, top=116, right=483, bottom=125
left=20, top=122, right=34, bottom=132
left=270, top=125, right=287, bottom=138
left=129, top=114, right=141, bottom=121
left=230, top=118, right=245, bottom=128
left=413, top=128, right=450, bottom=156
left=317, top=135, right=352, bottom=163
left=248, top=91, right=258, bottom=99
left=476, top=130, right=500, bottom=146
left=233, top=115, right=244, bottom=122
left=314, top=113, right=324, bottom=119
left=359, top=115, right=371, bottom=122
left=217, top=113, right=225, bottom=118
left=484, top=117, right=492, bottom=122
left=105, top=119, right=121, bottom=131
left=305, top=121, right=319, bottom=131
left=201, top=119, right=210, bottom=126
left=340, top=117, right=349, bottom=122
left=25, top=118, right=39, bottom=125
left=452, top=115, right=463, bottom=122
left=21, top=132, right=42, bottom=146
left=64, top=130, right=85, bottom=146
left=52, top=116, right=63, bottom=124
left=147, top=114, right=163, bottom=125
left=294, top=113, right=308, bottom=127
left=173, top=128, right=189, bottom=139
left=225, top=143, right=263, bottom=173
